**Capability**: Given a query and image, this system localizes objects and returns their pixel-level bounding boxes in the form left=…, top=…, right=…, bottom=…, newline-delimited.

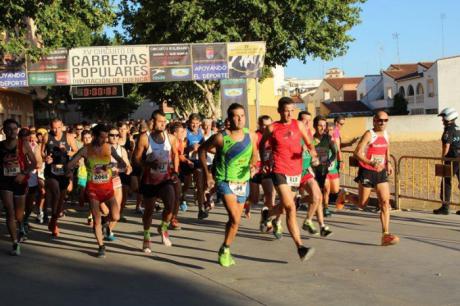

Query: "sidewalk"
left=1, top=205, right=459, bottom=306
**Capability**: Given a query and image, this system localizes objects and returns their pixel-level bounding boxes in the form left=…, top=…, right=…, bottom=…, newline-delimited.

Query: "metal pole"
left=255, top=78, right=260, bottom=122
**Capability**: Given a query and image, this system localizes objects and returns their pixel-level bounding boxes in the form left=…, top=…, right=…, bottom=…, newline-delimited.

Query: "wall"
left=342, top=114, right=442, bottom=142
left=437, top=56, right=460, bottom=113
left=246, top=77, right=278, bottom=130
left=0, top=89, right=34, bottom=127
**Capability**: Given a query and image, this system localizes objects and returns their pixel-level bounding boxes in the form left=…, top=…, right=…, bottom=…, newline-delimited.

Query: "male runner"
left=353, top=111, right=399, bottom=246
left=133, top=110, right=179, bottom=253
left=259, top=97, right=316, bottom=261
left=199, top=103, right=258, bottom=267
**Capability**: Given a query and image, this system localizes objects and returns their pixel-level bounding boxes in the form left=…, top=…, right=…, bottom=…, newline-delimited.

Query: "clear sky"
left=285, top=0, right=460, bottom=79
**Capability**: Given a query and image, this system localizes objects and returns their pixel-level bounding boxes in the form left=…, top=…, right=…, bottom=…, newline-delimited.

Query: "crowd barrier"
left=339, top=150, right=460, bottom=210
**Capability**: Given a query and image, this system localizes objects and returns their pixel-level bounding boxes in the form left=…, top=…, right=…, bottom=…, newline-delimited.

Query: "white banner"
left=69, top=45, right=150, bottom=85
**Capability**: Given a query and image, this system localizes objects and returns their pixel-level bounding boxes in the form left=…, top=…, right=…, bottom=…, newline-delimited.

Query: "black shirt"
left=441, top=122, right=460, bottom=158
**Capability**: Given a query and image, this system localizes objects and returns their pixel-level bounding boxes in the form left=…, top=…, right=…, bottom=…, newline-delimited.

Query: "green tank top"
left=301, top=140, right=312, bottom=177
left=215, top=128, right=252, bottom=182
left=313, top=134, right=337, bottom=173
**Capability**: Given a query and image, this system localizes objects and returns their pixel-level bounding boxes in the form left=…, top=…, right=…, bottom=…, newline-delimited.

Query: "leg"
left=194, top=168, right=205, bottom=210
left=274, top=184, right=302, bottom=248
left=222, top=194, right=245, bottom=247
left=108, top=189, right=122, bottom=234
left=245, top=181, right=259, bottom=218
left=142, top=196, right=156, bottom=252
left=376, top=182, right=391, bottom=233
left=1, top=191, right=17, bottom=243
left=358, top=184, right=372, bottom=209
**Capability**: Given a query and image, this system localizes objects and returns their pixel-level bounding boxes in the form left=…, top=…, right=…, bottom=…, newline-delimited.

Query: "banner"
left=220, top=79, right=248, bottom=122
left=192, top=43, right=228, bottom=80
left=227, top=42, right=265, bottom=79
left=0, top=55, right=27, bottom=88
left=69, top=45, right=150, bottom=85
left=0, top=42, right=266, bottom=88
left=149, top=44, right=192, bottom=82
left=27, top=48, right=69, bottom=85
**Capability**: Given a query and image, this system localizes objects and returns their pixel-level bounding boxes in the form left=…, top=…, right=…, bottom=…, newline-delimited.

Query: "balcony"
left=415, top=94, right=424, bottom=104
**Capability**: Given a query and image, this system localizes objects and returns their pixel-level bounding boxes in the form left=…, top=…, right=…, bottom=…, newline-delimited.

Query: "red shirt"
left=270, top=120, right=302, bottom=176
left=359, top=129, right=389, bottom=171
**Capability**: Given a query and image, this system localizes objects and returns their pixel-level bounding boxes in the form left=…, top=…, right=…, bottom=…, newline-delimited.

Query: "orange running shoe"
left=381, top=233, right=399, bottom=246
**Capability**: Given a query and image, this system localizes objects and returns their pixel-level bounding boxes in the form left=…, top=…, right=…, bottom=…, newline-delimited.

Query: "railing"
left=415, top=94, right=424, bottom=104
left=340, top=150, right=399, bottom=209
left=407, top=96, right=415, bottom=104
left=397, top=156, right=460, bottom=209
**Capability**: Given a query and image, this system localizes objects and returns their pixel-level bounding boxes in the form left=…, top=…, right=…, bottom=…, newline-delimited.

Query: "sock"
left=143, top=230, right=150, bottom=240
left=160, top=221, right=169, bottom=232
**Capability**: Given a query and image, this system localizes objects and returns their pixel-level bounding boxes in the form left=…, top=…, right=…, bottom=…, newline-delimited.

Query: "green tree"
left=119, top=0, right=365, bottom=116
left=0, top=0, right=115, bottom=60
left=391, top=93, right=409, bottom=115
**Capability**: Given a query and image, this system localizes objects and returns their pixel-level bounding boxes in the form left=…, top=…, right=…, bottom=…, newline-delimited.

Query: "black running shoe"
left=198, top=210, right=209, bottom=220
left=433, top=206, right=449, bottom=215
left=298, top=246, right=315, bottom=262
left=97, top=245, right=106, bottom=258
left=320, top=226, right=333, bottom=237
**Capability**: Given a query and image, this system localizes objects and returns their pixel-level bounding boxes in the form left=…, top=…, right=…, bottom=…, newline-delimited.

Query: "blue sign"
left=0, top=71, right=27, bottom=87
left=193, top=63, right=228, bottom=80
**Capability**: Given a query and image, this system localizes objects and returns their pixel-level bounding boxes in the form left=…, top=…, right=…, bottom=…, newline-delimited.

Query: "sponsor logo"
left=206, top=47, right=215, bottom=60
left=171, top=68, right=190, bottom=78
left=224, top=88, right=243, bottom=97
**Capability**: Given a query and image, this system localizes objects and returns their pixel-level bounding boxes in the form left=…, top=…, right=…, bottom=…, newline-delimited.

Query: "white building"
left=358, top=56, right=460, bottom=114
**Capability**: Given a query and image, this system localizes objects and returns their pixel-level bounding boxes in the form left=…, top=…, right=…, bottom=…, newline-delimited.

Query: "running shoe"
left=36, top=210, right=44, bottom=224
left=381, top=233, right=400, bottom=246
left=273, top=220, right=283, bottom=239
left=295, top=195, right=301, bottom=210
left=169, top=218, right=181, bottom=230
left=179, top=201, right=188, bottom=212
left=10, top=243, right=21, bottom=256
left=135, top=207, right=145, bottom=215
left=154, top=204, right=162, bottom=212
left=297, top=246, right=315, bottom=262
left=97, top=245, right=106, bottom=258
left=259, top=207, right=270, bottom=232
left=158, top=226, right=173, bottom=247
left=433, top=206, right=449, bottom=215
left=87, top=215, right=93, bottom=226
left=320, top=226, right=333, bottom=237
left=143, top=231, right=152, bottom=253
left=18, top=230, right=27, bottom=243
left=105, top=232, right=116, bottom=242
left=198, top=209, right=209, bottom=220
left=302, top=219, right=319, bottom=235
left=119, top=215, right=128, bottom=223
left=48, top=218, right=59, bottom=237
left=456, top=210, right=460, bottom=215
left=323, top=207, right=332, bottom=217
left=218, top=246, right=235, bottom=267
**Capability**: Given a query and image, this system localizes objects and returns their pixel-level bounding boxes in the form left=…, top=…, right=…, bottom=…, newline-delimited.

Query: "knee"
left=380, top=200, right=390, bottom=211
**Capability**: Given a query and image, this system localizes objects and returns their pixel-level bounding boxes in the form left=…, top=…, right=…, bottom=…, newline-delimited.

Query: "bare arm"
left=169, top=134, right=179, bottom=174
left=442, top=143, right=450, bottom=158
left=353, top=131, right=373, bottom=166
left=67, top=134, right=79, bottom=157
left=259, top=124, right=272, bottom=164
left=23, top=141, right=37, bottom=174
left=66, top=147, right=87, bottom=171
left=133, top=133, right=149, bottom=168
left=121, top=147, right=132, bottom=175
left=199, top=133, right=223, bottom=179
left=297, top=120, right=317, bottom=158
left=250, top=132, right=259, bottom=174
left=110, top=146, right=126, bottom=168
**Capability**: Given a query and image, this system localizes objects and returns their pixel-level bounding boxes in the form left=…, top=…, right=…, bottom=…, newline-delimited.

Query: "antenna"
left=392, top=32, right=400, bottom=64
left=441, top=13, right=446, bottom=57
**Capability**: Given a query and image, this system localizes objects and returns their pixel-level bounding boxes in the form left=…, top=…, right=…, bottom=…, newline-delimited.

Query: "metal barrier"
left=397, top=156, right=460, bottom=209
left=340, top=150, right=400, bottom=209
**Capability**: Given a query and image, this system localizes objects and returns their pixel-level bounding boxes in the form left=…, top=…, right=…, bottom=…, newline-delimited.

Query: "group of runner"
left=0, top=96, right=399, bottom=264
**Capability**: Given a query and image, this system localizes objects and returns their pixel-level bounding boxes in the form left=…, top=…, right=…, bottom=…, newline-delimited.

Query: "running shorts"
left=0, top=177, right=28, bottom=196
left=354, top=167, right=388, bottom=188
left=140, top=180, right=175, bottom=199
left=86, top=181, right=114, bottom=202
left=216, top=181, right=249, bottom=204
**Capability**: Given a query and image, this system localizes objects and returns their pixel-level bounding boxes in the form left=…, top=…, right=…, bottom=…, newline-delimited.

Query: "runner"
left=433, top=107, right=460, bottom=215
left=0, top=119, right=37, bottom=255
left=133, top=110, right=179, bottom=253
left=296, top=111, right=313, bottom=211
left=66, top=124, right=127, bottom=258
left=353, top=111, right=399, bottom=246
left=107, top=126, right=132, bottom=240
left=259, top=97, right=316, bottom=261
left=117, top=121, right=134, bottom=217
left=23, top=128, right=44, bottom=235
left=42, top=118, right=78, bottom=237
left=181, top=113, right=206, bottom=219
left=301, top=115, right=334, bottom=237
left=199, top=103, right=258, bottom=267
left=77, top=130, right=92, bottom=225
left=202, top=119, right=216, bottom=212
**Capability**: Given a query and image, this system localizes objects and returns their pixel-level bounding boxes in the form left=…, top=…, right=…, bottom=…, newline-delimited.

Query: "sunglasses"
left=76, top=128, right=83, bottom=131
left=376, top=118, right=389, bottom=123
left=109, top=134, right=120, bottom=137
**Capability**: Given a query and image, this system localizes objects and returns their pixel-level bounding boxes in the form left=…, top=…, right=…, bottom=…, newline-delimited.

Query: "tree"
left=119, top=0, right=365, bottom=116
left=391, top=93, right=409, bottom=115
left=0, top=0, right=115, bottom=60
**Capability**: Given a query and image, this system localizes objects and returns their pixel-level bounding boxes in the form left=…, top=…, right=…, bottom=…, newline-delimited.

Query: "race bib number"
left=286, top=175, right=301, bottom=187
left=371, top=155, right=386, bottom=166
left=328, top=160, right=336, bottom=171
left=317, top=147, right=328, bottom=164
left=92, top=165, right=110, bottom=183
left=229, top=182, right=247, bottom=197
left=150, top=162, right=168, bottom=175
left=3, top=164, right=20, bottom=176
left=51, top=164, right=65, bottom=176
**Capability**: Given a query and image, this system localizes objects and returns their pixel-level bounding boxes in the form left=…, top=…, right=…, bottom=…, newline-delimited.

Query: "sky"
left=285, top=0, right=460, bottom=79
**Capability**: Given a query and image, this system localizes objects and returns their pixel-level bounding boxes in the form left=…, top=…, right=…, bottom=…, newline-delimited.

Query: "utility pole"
left=441, top=13, right=446, bottom=57
left=392, top=32, right=400, bottom=64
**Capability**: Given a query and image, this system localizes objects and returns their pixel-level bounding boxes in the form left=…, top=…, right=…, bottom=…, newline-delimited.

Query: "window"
left=411, top=108, right=424, bottom=115
left=408, top=85, right=415, bottom=96
left=323, top=90, right=330, bottom=100
left=360, top=93, right=364, bottom=100
left=416, top=83, right=424, bottom=96
left=399, top=86, right=405, bottom=97
left=427, top=79, right=435, bottom=97
left=387, top=87, right=393, bottom=99
left=425, top=108, right=438, bottom=114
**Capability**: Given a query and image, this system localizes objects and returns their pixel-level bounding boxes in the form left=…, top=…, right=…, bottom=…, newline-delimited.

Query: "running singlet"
left=270, top=120, right=302, bottom=176
left=85, top=144, right=113, bottom=185
left=313, top=134, right=334, bottom=174
left=186, top=128, right=203, bottom=160
left=142, top=131, right=172, bottom=185
left=0, top=141, right=24, bottom=179
left=111, top=145, right=126, bottom=175
left=301, top=140, right=312, bottom=177
left=46, top=132, right=71, bottom=176
left=256, top=130, right=272, bottom=173
left=359, top=129, right=389, bottom=171
left=215, top=128, right=252, bottom=182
